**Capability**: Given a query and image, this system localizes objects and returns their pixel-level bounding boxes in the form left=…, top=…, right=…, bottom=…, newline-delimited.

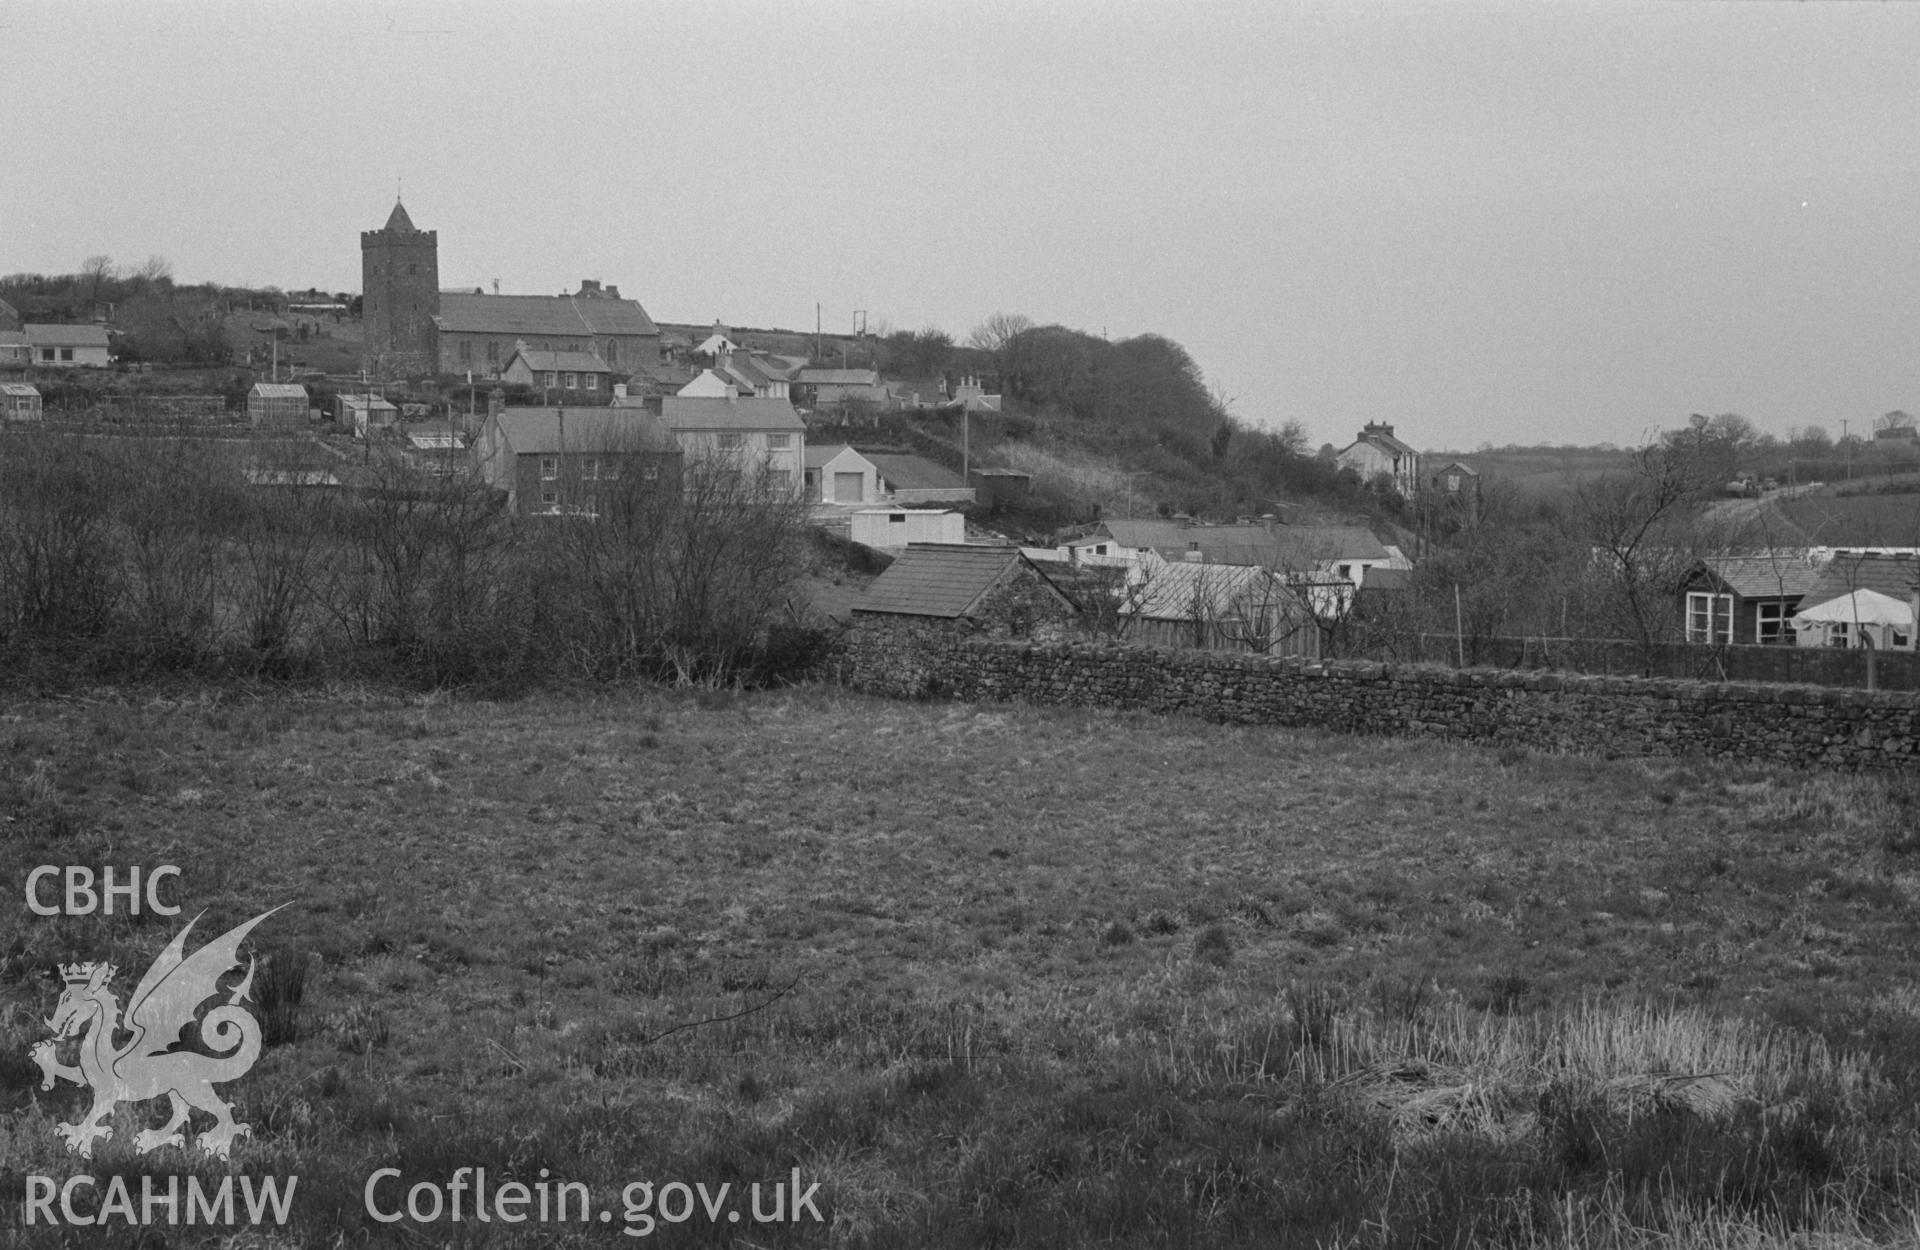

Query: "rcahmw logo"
left=28, top=905, right=287, bottom=1160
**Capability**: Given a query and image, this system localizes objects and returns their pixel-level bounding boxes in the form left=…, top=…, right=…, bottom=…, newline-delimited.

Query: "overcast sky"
left=5, top=1, right=1919, bottom=452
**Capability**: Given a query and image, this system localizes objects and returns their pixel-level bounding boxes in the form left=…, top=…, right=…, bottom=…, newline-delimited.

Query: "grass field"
left=3, top=685, right=1920, bottom=1246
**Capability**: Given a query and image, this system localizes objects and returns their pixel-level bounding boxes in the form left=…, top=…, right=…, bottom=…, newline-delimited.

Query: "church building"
left=360, top=200, right=661, bottom=380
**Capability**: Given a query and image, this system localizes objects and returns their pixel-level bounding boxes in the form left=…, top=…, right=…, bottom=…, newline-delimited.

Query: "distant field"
left=3, top=687, right=1919, bottom=1246
left=1775, top=490, right=1920, bottom=545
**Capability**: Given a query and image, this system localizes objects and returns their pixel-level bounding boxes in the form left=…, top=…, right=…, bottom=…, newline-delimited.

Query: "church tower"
left=360, top=200, right=439, bottom=376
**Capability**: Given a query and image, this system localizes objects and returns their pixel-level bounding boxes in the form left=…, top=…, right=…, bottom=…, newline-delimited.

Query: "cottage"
left=1337, top=422, right=1420, bottom=495
left=499, top=346, right=613, bottom=398
left=1678, top=554, right=1824, bottom=645
left=471, top=407, right=681, bottom=516
left=1, top=382, right=43, bottom=421
left=854, top=545, right=1078, bottom=640
left=25, top=324, right=111, bottom=368
left=247, top=382, right=310, bottom=430
left=659, top=396, right=806, bottom=494
left=850, top=508, right=967, bottom=549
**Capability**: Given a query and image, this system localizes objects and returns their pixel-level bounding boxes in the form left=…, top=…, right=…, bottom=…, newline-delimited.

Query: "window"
left=766, top=433, right=791, bottom=450
left=486, top=341, right=499, bottom=364
left=540, top=489, right=558, bottom=508
left=642, top=464, right=659, bottom=483
left=544, top=372, right=558, bottom=389
left=716, top=432, right=744, bottom=451
left=1829, top=622, right=1850, bottom=648
left=1095, top=544, right=1108, bottom=556
left=1338, top=564, right=1352, bottom=581
left=540, top=457, right=557, bottom=481
left=60, top=348, right=73, bottom=362
left=1755, top=602, right=1786, bottom=645
left=602, top=460, right=620, bottom=480
left=889, top=513, right=906, bottom=524
left=459, top=341, right=472, bottom=363
left=407, top=263, right=416, bottom=275
left=583, top=458, right=600, bottom=481
left=1686, top=592, right=1732, bottom=644
left=1446, top=473, right=1462, bottom=493
left=605, top=340, right=618, bottom=366
left=564, top=373, right=578, bottom=390
left=40, top=348, right=53, bottom=362
left=585, top=374, right=599, bottom=391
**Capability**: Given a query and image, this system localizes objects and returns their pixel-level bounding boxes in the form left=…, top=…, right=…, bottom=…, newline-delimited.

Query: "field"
left=3, top=686, right=1920, bottom=1246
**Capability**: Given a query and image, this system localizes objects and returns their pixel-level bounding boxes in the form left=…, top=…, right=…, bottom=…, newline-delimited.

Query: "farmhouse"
left=247, top=382, right=311, bottom=430
left=854, top=545, right=1078, bottom=641
left=471, top=407, right=681, bottom=516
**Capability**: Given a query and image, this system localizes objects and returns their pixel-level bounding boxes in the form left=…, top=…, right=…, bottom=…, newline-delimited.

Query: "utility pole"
left=1843, top=419, right=1852, bottom=482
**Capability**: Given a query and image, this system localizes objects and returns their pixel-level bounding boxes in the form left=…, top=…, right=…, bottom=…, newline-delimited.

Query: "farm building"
left=247, top=382, right=311, bottom=429
left=854, top=545, right=1079, bottom=640
left=1, top=382, right=43, bottom=421
left=851, top=508, right=967, bottom=549
left=1118, top=560, right=1320, bottom=656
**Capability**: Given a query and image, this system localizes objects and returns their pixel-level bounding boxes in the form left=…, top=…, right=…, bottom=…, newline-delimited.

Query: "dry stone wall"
left=842, top=627, right=1920, bottom=771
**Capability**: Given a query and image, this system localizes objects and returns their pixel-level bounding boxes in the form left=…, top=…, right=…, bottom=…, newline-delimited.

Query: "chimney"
left=487, top=388, right=504, bottom=420
left=606, top=284, right=619, bottom=299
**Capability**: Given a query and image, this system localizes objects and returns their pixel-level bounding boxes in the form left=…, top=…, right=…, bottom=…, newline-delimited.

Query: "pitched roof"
left=1800, top=552, right=1920, bottom=606
left=804, top=443, right=863, bottom=470
left=249, top=383, right=309, bottom=399
left=798, top=368, right=881, bottom=386
left=339, top=393, right=398, bottom=412
left=508, top=348, right=611, bottom=373
left=0, top=382, right=40, bottom=397
left=383, top=200, right=418, bottom=232
left=436, top=293, right=659, bottom=339
left=1162, top=524, right=1389, bottom=569
left=488, top=408, right=677, bottom=455
left=1072, top=519, right=1188, bottom=550
left=1121, top=562, right=1294, bottom=622
left=660, top=396, right=805, bottom=432
left=1432, top=460, right=1479, bottom=477
left=891, top=379, right=948, bottom=404
left=866, top=453, right=965, bottom=491
left=26, top=324, right=109, bottom=348
left=1693, top=555, right=1824, bottom=600
left=1348, top=427, right=1418, bottom=457
left=1792, top=588, right=1914, bottom=628
left=856, top=545, right=1063, bottom=618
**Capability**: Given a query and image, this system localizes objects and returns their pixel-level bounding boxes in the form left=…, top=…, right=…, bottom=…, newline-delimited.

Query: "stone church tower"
left=360, top=200, right=439, bottom=376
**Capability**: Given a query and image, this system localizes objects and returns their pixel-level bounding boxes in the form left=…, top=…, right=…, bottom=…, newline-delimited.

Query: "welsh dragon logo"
left=29, top=906, right=285, bottom=1160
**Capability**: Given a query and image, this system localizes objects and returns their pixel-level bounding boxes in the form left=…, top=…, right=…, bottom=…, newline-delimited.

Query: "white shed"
left=850, top=508, right=967, bottom=549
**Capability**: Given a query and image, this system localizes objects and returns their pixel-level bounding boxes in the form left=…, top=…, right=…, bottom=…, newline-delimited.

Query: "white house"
left=1337, top=422, right=1420, bottom=495
left=850, top=508, right=967, bottom=549
left=659, top=395, right=806, bottom=494
left=25, top=324, right=111, bottom=368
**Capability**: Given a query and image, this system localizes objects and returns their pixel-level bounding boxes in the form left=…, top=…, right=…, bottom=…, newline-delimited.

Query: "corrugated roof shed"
left=867, top=453, right=965, bottom=490
left=856, top=546, right=1059, bottom=619
left=661, top=396, right=805, bottom=432
left=436, top=293, right=658, bottom=338
left=491, top=408, right=677, bottom=455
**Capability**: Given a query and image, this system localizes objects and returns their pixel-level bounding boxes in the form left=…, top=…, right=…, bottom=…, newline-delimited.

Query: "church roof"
left=384, top=200, right=417, bottom=232
left=435, top=293, right=659, bottom=339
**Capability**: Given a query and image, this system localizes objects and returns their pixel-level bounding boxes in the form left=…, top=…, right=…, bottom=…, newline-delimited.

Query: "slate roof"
left=26, top=324, right=110, bottom=348
left=856, top=546, right=1063, bottom=619
left=436, top=293, right=659, bottom=338
left=488, top=408, right=677, bottom=455
left=660, top=396, right=806, bottom=432
left=508, top=348, right=611, bottom=374
left=383, top=200, right=419, bottom=232
left=867, top=453, right=965, bottom=491
left=1800, top=553, right=1920, bottom=608
left=1168, top=525, right=1389, bottom=570
left=1069, top=519, right=1188, bottom=551
left=1692, top=555, right=1824, bottom=600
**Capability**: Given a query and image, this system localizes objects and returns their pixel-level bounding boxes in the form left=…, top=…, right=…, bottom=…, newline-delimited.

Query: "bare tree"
left=1569, top=446, right=1714, bottom=670
left=80, top=255, right=116, bottom=312
left=967, top=312, right=1033, bottom=395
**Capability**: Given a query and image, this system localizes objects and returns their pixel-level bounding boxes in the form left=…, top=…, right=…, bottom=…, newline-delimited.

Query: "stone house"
left=499, top=346, right=613, bottom=399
